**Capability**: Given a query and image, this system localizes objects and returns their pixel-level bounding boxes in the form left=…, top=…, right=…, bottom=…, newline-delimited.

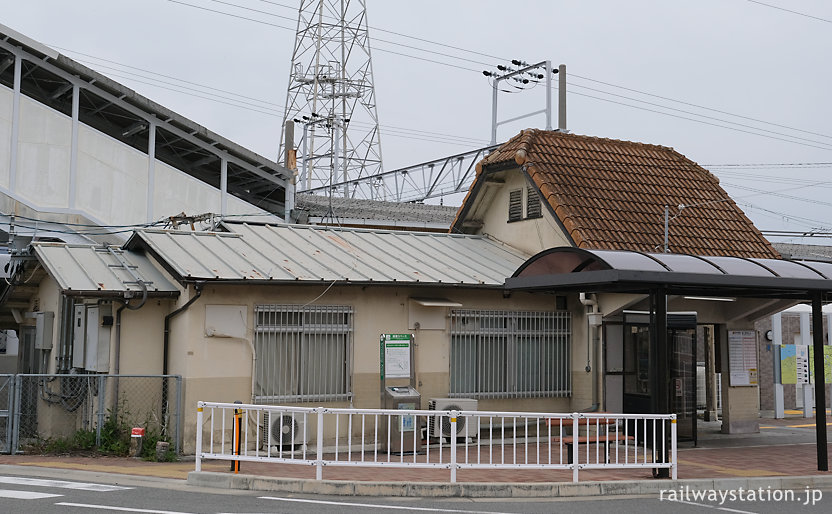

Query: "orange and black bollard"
left=231, top=402, right=242, bottom=473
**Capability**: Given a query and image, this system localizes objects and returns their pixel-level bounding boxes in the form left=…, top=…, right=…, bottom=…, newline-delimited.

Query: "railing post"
left=450, top=410, right=458, bottom=483
left=572, top=413, right=579, bottom=482
left=671, top=415, right=677, bottom=480
left=316, top=407, right=324, bottom=480
left=195, top=402, right=203, bottom=472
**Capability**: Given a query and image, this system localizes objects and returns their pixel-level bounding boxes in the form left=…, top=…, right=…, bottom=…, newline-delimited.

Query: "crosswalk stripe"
left=0, top=476, right=131, bottom=491
left=0, top=489, right=63, bottom=499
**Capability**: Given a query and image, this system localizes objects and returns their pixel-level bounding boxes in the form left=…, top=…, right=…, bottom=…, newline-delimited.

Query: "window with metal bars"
left=253, top=305, right=353, bottom=403
left=449, top=310, right=571, bottom=398
left=508, top=189, right=523, bottom=222
left=526, top=186, right=542, bottom=219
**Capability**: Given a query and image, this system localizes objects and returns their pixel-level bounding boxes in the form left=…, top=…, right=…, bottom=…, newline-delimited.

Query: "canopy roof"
left=507, top=247, right=832, bottom=299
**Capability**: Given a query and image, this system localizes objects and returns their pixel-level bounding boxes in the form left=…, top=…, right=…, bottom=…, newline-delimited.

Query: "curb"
left=186, top=472, right=832, bottom=498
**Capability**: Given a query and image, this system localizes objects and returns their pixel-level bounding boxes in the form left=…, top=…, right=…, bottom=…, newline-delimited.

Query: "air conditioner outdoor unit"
left=428, top=398, right=478, bottom=439
left=262, top=412, right=307, bottom=450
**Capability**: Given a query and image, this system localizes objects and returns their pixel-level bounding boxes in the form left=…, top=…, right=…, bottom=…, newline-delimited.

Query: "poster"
left=780, top=345, right=797, bottom=385
left=780, top=344, right=831, bottom=384
left=380, top=333, right=412, bottom=379
left=826, top=346, right=832, bottom=383
left=728, top=330, right=758, bottom=386
left=796, top=345, right=810, bottom=385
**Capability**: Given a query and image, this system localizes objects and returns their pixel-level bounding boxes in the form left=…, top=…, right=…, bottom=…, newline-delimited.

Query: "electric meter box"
left=383, top=386, right=422, bottom=454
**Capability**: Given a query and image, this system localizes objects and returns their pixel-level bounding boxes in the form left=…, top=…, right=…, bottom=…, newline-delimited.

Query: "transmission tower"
left=279, top=0, right=383, bottom=198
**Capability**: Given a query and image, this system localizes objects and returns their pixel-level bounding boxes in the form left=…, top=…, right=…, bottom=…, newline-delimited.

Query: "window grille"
left=449, top=310, right=571, bottom=398
left=508, top=189, right=523, bottom=222
left=254, top=304, right=353, bottom=403
left=526, top=186, right=542, bottom=219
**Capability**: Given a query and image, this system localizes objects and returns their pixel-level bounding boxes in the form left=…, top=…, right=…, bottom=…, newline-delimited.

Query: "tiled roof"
left=455, top=129, right=779, bottom=259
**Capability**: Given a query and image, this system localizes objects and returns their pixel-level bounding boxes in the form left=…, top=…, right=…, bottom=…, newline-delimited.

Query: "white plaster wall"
left=16, top=96, right=70, bottom=208
left=77, top=125, right=148, bottom=225
left=0, top=85, right=12, bottom=188
left=479, top=171, right=572, bottom=255
left=153, top=161, right=220, bottom=220
left=2, top=86, right=275, bottom=227
left=226, top=194, right=267, bottom=217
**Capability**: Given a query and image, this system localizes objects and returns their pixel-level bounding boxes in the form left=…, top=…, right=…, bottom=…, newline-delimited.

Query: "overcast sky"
left=3, top=0, right=831, bottom=242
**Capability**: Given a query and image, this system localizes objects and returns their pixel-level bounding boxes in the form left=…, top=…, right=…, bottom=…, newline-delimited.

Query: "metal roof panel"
left=31, top=243, right=178, bottom=295
left=131, top=224, right=529, bottom=285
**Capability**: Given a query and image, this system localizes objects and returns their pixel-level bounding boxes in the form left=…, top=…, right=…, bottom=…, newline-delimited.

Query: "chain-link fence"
left=1, top=375, right=12, bottom=453
left=5, top=374, right=181, bottom=455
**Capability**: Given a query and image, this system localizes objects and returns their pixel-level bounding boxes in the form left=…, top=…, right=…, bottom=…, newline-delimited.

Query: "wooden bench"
left=553, top=434, right=636, bottom=463
left=547, top=415, right=635, bottom=464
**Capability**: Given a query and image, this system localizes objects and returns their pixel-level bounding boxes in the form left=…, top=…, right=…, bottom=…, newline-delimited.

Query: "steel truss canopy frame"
left=506, top=246, right=829, bottom=472
left=302, top=144, right=498, bottom=202
left=0, top=24, right=291, bottom=215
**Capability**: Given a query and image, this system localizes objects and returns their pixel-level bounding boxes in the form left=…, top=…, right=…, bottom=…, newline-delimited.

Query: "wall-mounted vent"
left=526, top=186, right=542, bottom=219
left=508, top=189, right=523, bottom=222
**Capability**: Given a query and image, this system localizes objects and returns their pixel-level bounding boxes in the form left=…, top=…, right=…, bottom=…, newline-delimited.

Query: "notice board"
left=728, top=330, right=758, bottom=386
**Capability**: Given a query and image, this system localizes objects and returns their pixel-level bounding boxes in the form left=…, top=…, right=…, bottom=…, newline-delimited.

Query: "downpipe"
left=579, top=293, right=601, bottom=412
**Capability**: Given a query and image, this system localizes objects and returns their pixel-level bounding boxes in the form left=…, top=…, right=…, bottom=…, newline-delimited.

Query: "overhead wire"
left=159, top=0, right=832, bottom=154
left=28, top=0, right=831, bottom=237
left=745, top=0, right=832, bottom=24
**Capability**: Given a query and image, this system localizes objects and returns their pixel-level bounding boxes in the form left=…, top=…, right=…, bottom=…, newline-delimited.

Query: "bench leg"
left=567, top=443, right=573, bottom=464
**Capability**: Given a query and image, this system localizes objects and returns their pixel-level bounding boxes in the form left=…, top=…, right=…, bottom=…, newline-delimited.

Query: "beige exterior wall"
left=18, top=274, right=178, bottom=444
left=476, top=171, right=572, bottom=255
left=169, top=283, right=589, bottom=452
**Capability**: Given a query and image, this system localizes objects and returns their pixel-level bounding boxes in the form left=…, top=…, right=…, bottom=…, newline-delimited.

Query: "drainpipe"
left=579, top=293, right=601, bottom=412
left=163, top=282, right=204, bottom=376
left=161, top=282, right=204, bottom=434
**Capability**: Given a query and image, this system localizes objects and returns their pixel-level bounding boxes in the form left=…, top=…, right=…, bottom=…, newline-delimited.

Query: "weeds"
left=24, top=404, right=176, bottom=461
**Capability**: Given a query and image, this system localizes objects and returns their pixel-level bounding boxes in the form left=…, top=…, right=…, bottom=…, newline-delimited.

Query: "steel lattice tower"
left=279, top=0, right=383, bottom=197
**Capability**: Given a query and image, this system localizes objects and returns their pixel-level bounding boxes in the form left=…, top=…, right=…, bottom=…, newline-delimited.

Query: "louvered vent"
left=526, top=187, right=542, bottom=219
left=508, top=189, right=523, bottom=222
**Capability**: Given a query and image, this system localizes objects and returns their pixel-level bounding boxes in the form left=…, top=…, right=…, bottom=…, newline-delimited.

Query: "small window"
left=526, top=186, right=542, bottom=219
left=508, top=189, right=523, bottom=222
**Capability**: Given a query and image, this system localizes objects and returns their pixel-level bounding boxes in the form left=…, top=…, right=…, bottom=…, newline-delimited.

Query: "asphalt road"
left=0, top=466, right=829, bottom=514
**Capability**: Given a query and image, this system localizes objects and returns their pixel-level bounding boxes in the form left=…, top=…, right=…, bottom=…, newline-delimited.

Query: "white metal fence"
left=195, top=402, right=676, bottom=483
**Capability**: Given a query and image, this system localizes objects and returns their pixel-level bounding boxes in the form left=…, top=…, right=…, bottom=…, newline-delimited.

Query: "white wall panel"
left=0, top=86, right=12, bottom=188
left=77, top=125, right=148, bottom=226
left=16, top=97, right=70, bottom=208
left=153, top=161, right=220, bottom=220
left=226, top=194, right=267, bottom=217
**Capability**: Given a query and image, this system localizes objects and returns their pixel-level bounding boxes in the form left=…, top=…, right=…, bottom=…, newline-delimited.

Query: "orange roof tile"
left=453, top=129, right=779, bottom=259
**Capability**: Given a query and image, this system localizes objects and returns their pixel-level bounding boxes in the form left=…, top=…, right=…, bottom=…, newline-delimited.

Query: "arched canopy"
left=508, top=247, right=832, bottom=299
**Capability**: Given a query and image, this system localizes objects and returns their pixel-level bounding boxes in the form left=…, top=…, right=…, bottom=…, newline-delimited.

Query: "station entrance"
left=605, top=312, right=698, bottom=444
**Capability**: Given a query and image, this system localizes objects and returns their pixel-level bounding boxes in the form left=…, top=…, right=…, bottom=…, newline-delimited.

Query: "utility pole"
left=484, top=60, right=564, bottom=145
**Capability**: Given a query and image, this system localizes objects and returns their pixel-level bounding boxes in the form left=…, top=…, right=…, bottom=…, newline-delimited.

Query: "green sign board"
left=380, top=333, right=412, bottom=380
